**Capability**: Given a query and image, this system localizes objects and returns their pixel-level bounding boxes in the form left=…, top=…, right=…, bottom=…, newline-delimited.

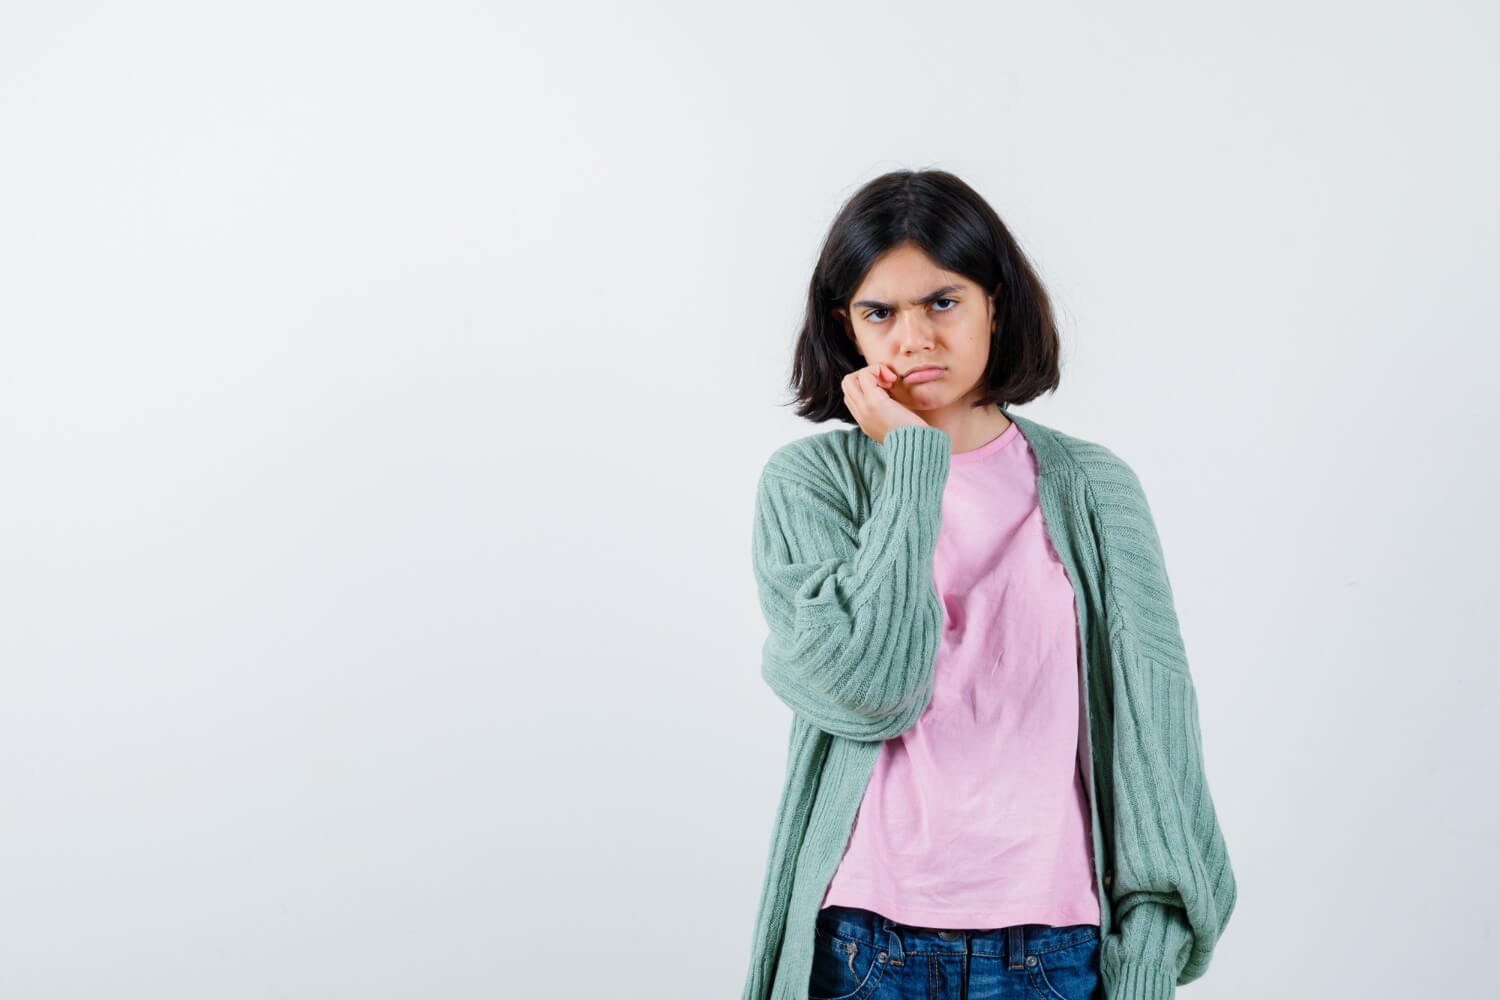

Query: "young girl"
left=743, top=170, right=1236, bottom=1000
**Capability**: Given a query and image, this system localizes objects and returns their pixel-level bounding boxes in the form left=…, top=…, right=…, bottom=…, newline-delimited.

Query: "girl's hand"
left=842, top=363, right=930, bottom=446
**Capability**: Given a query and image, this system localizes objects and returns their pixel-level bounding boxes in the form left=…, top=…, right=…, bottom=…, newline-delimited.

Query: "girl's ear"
left=832, top=307, right=856, bottom=342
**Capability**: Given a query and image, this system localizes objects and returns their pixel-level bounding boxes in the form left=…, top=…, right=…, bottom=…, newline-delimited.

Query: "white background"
left=2, top=1, right=1496, bottom=997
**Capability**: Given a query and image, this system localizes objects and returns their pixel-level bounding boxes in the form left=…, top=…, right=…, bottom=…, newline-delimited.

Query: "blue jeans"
left=808, top=904, right=1102, bottom=1000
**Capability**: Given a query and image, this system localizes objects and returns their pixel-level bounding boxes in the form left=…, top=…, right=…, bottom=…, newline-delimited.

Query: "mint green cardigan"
left=742, top=409, right=1236, bottom=1000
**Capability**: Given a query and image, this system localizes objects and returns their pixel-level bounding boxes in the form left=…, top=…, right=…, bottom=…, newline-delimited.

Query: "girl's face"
left=833, top=242, right=996, bottom=416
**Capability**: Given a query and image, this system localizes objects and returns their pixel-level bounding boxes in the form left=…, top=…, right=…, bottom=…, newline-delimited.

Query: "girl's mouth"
left=902, top=367, right=946, bottom=384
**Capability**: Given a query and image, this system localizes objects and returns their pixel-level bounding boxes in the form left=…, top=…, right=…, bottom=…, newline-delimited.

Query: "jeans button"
left=938, top=930, right=961, bottom=941
left=1026, top=955, right=1037, bottom=966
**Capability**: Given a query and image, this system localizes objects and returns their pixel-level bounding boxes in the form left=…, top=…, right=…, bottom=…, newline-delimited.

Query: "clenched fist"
left=842, top=363, right=931, bottom=446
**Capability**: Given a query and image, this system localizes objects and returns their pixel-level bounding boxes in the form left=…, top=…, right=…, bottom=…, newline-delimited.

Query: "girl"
left=743, top=170, right=1236, bottom=1000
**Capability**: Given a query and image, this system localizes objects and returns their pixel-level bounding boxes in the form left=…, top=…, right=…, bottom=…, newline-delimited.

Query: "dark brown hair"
left=787, top=169, right=1061, bottom=423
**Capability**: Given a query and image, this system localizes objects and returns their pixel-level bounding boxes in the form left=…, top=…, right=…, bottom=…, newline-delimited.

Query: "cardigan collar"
left=998, top=406, right=1078, bottom=480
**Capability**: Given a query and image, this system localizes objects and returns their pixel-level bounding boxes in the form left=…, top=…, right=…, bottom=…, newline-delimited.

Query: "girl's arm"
left=1088, top=462, right=1238, bottom=996
left=750, top=425, right=951, bottom=741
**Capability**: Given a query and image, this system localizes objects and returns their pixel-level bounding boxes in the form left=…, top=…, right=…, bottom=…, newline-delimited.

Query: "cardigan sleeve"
left=1087, top=463, right=1238, bottom=1000
left=750, top=425, right=951, bottom=742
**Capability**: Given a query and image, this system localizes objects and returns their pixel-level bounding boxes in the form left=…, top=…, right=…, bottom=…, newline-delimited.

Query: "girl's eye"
left=864, top=299, right=958, bottom=322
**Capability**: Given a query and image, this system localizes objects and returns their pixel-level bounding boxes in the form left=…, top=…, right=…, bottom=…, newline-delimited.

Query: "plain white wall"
left=2, top=1, right=1496, bottom=996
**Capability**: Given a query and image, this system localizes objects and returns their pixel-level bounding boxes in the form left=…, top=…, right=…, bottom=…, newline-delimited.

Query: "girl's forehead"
left=860, top=248, right=965, bottom=286
left=854, top=269, right=971, bottom=300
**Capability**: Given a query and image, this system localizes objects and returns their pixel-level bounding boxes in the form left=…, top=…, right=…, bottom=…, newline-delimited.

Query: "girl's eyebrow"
left=851, top=284, right=965, bottom=310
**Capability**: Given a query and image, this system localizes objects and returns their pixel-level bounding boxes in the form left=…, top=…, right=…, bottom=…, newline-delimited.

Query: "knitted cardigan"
left=742, top=408, right=1236, bottom=1000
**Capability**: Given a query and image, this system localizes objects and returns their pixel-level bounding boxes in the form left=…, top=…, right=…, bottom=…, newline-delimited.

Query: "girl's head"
left=789, top=169, right=1061, bottom=424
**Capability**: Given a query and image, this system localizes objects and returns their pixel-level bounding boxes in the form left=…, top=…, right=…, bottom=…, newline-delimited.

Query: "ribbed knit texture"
left=742, top=412, right=1237, bottom=1000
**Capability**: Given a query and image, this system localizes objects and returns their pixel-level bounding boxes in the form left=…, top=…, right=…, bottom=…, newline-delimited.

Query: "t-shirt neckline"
left=949, top=419, right=1021, bottom=467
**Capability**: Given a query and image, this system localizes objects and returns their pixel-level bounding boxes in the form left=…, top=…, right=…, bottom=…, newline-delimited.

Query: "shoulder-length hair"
left=788, top=169, right=1061, bottom=423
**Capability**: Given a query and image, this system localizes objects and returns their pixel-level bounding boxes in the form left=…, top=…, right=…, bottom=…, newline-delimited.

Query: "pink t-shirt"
left=820, top=419, right=1101, bottom=929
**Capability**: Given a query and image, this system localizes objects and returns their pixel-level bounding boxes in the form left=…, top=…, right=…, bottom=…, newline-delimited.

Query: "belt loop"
left=1008, top=926, right=1025, bottom=970
left=880, top=915, right=904, bottom=964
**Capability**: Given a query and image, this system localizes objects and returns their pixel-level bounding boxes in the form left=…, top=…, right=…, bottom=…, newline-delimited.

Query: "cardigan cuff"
left=1100, top=960, right=1177, bottom=1000
left=879, top=425, right=950, bottom=508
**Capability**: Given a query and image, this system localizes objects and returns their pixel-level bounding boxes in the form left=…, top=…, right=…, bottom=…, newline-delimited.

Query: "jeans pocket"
left=1028, top=933, right=1102, bottom=1000
left=807, top=926, right=887, bottom=1000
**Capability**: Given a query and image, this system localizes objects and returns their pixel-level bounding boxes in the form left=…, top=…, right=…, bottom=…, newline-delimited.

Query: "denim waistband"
left=815, top=904, right=1100, bottom=972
